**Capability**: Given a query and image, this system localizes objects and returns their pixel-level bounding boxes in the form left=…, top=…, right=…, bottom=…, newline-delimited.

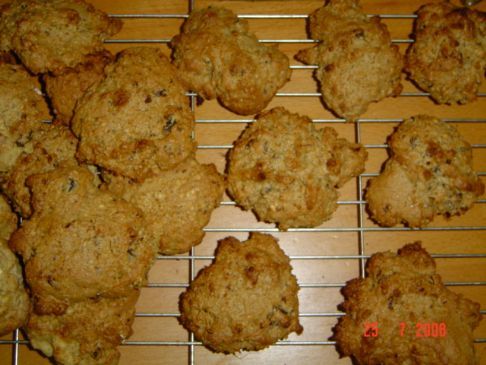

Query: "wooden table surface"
left=0, top=1, right=485, bottom=364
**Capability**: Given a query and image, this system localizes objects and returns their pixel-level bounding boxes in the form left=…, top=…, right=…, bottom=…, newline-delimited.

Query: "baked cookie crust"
left=171, top=6, right=291, bottom=115
left=72, top=47, right=195, bottom=181
left=366, top=115, right=484, bottom=227
left=296, top=0, right=403, bottom=121
left=180, top=233, right=303, bottom=353
left=334, top=242, right=482, bottom=365
left=227, top=107, right=367, bottom=230
left=406, top=1, right=486, bottom=105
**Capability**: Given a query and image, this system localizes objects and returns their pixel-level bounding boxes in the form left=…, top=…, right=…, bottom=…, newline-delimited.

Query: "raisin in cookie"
left=103, top=157, right=225, bottom=255
left=27, top=291, right=139, bottom=365
left=44, top=51, right=113, bottom=125
left=296, top=0, right=403, bottom=121
left=0, top=0, right=121, bottom=74
left=171, top=6, right=290, bottom=115
left=366, top=115, right=484, bottom=227
left=0, top=195, right=30, bottom=336
left=406, top=1, right=486, bottom=105
left=227, top=107, right=367, bottom=230
left=180, top=233, right=303, bottom=353
left=9, top=165, right=156, bottom=315
left=334, top=242, right=482, bottom=365
left=72, top=47, right=195, bottom=181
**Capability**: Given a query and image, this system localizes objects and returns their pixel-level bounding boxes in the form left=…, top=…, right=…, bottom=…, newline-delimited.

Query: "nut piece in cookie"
left=227, top=107, right=367, bottom=230
left=406, top=1, right=486, bottom=105
left=72, top=47, right=196, bottom=181
left=27, top=291, right=139, bottom=365
left=0, top=196, right=30, bottom=336
left=180, top=233, right=303, bottom=353
left=9, top=165, right=157, bottom=315
left=171, top=6, right=291, bottom=115
left=333, top=242, right=482, bottom=365
left=0, top=0, right=122, bottom=74
left=104, top=157, right=225, bottom=255
left=296, top=0, right=403, bottom=121
left=44, top=50, right=113, bottom=125
left=366, top=115, right=484, bottom=227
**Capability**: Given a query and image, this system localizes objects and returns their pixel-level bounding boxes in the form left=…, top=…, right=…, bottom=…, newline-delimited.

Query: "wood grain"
left=0, top=1, right=484, bottom=364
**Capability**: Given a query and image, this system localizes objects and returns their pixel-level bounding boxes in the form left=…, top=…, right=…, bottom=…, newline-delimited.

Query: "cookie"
left=72, top=47, right=196, bottom=181
left=44, top=50, right=113, bottom=125
left=366, top=115, right=484, bottom=227
left=406, top=1, right=486, bottom=105
left=2, top=121, right=78, bottom=217
left=9, top=165, right=157, bottom=315
left=103, top=157, right=225, bottom=255
left=0, top=63, right=51, bottom=181
left=180, top=233, right=303, bottom=353
left=27, top=291, right=139, bottom=365
left=227, top=107, right=367, bottom=230
left=0, top=0, right=122, bottom=74
left=171, top=6, right=290, bottom=115
left=334, top=242, right=482, bottom=365
left=296, top=0, right=403, bottom=121
left=0, top=196, right=29, bottom=336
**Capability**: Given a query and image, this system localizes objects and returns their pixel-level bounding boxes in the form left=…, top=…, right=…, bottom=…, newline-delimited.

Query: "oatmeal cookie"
left=9, top=165, right=156, bottom=315
left=0, top=194, right=16, bottom=241
left=0, top=63, right=51, bottom=181
left=296, top=0, right=403, bottom=121
left=334, top=242, right=482, bottom=365
left=366, top=115, right=484, bottom=227
left=44, top=51, right=113, bottom=125
left=104, top=157, right=225, bottom=255
left=171, top=6, right=291, bottom=115
left=180, top=233, right=303, bottom=353
left=0, top=0, right=122, bottom=74
left=27, top=291, right=139, bottom=365
left=406, top=1, right=486, bottom=105
left=227, top=107, right=367, bottom=230
left=72, top=47, right=195, bottom=181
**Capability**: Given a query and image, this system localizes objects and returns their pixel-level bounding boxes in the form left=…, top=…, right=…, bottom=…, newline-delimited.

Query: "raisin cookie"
left=171, top=6, right=290, bottom=115
left=103, top=157, right=225, bottom=255
left=366, top=115, right=484, bottom=227
left=72, top=47, right=195, bottom=181
left=0, top=0, right=121, bottom=74
left=0, top=195, right=30, bottom=336
left=296, top=0, right=403, bottom=121
left=406, top=1, right=486, bottom=105
left=44, top=50, right=113, bottom=125
left=27, top=291, right=139, bottom=365
left=227, top=107, right=367, bottom=230
left=180, top=233, right=303, bottom=353
left=9, top=165, right=156, bottom=315
left=334, top=242, right=482, bottom=365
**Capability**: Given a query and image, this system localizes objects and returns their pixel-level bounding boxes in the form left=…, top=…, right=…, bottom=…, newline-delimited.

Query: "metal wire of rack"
left=1, top=1, right=485, bottom=364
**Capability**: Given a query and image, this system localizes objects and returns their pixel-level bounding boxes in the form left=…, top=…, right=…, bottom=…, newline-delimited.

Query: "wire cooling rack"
left=0, top=1, right=485, bottom=364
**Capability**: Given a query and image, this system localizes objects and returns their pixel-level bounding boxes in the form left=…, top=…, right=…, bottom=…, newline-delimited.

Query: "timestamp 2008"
left=363, top=322, right=447, bottom=338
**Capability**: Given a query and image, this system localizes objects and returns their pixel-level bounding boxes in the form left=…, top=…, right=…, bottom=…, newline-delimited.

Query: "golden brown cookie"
left=180, top=233, right=303, bottom=353
left=171, top=6, right=291, bottom=115
left=0, top=196, right=29, bottom=336
left=104, top=157, right=225, bottom=255
left=333, top=242, right=482, bottom=365
left=44, top=51, right=113, bottom=125
left=227, top=107, right=367, bottom=230
left=72, top=47, right=196, bottom=182
left=366, top=115, right=484, bottom=227
left=406, top=1, right=486, bottom=105
left=0, top=0, right=122, bottom=74
left=27, top=291, right=139, bottom=365
left=0, top=63, right=51, bottom=181
left=9, top=165, right=156, bottom=315
left=296, top=0, right=403, bottom=121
